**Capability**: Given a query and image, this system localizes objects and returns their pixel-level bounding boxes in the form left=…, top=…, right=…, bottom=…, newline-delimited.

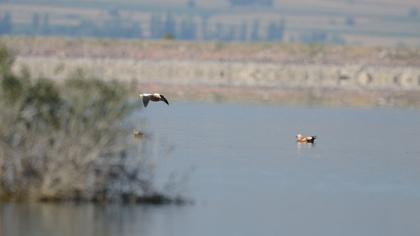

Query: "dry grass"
left=2, top=37, right=420, bottom=66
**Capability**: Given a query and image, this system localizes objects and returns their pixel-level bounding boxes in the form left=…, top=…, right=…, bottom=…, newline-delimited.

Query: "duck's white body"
left=296, top=134, right=317, bottom=143
left=139, top=93, right=169, bottom=107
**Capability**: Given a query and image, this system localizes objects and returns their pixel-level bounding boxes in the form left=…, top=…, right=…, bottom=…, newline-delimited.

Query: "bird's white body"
left=296, top=134, right=317, bottom=143
left=139, top=93, right=169, bottom=107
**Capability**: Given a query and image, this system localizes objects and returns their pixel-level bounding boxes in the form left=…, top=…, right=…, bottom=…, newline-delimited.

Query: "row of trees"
left=150, top=13, right=285, bottom=42
left=0, top=12, right=11, bottom=35
left=0, top=11, right=286, bottom=42
left=1, top=10, right=347, bottom=43
left=229, top=0, right=273, bottom=8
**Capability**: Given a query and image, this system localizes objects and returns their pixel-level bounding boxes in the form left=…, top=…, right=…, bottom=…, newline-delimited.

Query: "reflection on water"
left=2, top=102, right=420, bottom=236
left=296, top=142, right=315, bottom=149
left=1, top=203, right=187, bottom=236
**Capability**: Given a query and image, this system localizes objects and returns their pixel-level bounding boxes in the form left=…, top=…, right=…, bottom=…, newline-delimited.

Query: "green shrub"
left=0, top=45, right=181, bottom=203
left=0, top=44, right=14, bottom=73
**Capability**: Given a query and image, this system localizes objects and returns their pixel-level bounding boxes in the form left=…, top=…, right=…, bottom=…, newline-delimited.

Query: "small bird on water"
left=139, top=93, right=169, bottom=107
left=296, top=134, right=317, bottom=144
left=133, top=130, right=144, bottom=139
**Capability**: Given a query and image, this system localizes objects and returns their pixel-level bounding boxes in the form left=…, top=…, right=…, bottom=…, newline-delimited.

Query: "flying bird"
left=296, top=134, right=317, bottom=144
left=139, top=93, right=169, bottom=107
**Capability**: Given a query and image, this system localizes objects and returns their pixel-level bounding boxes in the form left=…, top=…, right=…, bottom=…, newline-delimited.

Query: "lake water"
left=2, top=102, right=420, bottom=236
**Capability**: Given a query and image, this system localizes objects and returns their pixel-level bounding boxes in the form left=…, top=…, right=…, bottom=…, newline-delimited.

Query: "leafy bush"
left=0, top=45, right=178, bottom=203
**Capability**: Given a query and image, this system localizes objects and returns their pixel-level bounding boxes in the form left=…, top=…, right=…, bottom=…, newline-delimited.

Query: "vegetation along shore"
left=0, top=44, right=185, bottom=204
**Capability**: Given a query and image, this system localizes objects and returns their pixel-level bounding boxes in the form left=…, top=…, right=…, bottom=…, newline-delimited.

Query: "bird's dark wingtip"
left=142, top=96, right=150, bottom=107
left=161, top=96, right=169, bottom=105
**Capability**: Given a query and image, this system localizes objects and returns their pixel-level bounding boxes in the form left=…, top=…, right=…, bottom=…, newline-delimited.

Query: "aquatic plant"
left=0, top=45, right=183, bottom=203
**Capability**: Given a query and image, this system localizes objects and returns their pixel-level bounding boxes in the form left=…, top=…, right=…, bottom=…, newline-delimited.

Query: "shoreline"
left=3, top=37, right=420, bottom=66
left=136, top=83, right=420, bottom=109
left=3, top=37, right=420, bottom=108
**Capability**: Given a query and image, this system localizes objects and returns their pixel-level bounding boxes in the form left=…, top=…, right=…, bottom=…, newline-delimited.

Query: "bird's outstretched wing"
left=141, top=95, right=150, bottom=107
left=160, top=95, right=169, bottom=105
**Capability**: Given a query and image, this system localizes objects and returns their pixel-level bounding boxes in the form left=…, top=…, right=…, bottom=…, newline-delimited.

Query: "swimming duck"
left=133, top=130, right=144, bottom=139
left=139, top=93, right=169, bottom=107
left=296, top=134, right=316, bottom=143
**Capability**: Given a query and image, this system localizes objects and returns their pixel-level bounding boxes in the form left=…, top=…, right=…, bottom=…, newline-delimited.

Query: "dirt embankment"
left=4, top=37, right=420, bottom=108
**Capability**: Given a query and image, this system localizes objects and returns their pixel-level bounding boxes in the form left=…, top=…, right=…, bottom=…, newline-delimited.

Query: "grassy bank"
left=0, top=45, right=182, bottom=203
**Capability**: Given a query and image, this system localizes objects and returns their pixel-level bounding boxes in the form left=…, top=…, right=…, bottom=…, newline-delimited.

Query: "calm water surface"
left=2, top=102, right=420, bottom=236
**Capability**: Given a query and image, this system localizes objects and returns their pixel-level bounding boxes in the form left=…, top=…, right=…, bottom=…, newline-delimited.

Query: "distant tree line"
left=0, top=10, right=143, bottom=39
left=0, top=10, right=286, bottom=42
left=299, top=31, right=345, bottom=44
left=0, top=12, right=12, bottom=35
left=229, top=0, right=273, bottom=8
left=0, top=9, right=343, bottom=44
left=147, top=12, right=285, bottom=42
